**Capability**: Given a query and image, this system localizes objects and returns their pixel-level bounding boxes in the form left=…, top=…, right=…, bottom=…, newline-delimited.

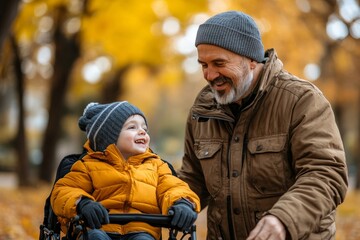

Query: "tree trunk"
left=101, top=65, right=131, bottom=103
left=11, top=35, right=32, bottom=187
left=39, top=6, right=80, bottom=183
left=0, top=0, right=20, bottom=53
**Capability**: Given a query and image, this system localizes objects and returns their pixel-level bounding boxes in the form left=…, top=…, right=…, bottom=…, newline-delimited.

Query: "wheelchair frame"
left=41, top=213, right=196, bottom=240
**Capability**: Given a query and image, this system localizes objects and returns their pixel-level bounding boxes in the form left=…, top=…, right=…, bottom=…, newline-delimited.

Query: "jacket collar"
left=258, top=48, right=283, bottom=93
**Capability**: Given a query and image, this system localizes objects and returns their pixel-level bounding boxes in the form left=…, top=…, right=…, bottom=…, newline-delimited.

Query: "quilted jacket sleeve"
left=267, top=83, right=348, bottom=239
left=50, top=160, right=95, bottom=219
left=156, top=160, right=200, bottom=215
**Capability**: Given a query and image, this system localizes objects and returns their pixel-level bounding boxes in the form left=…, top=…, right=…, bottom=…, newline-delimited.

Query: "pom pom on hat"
left=78, top=101, right=146, bottom=151
left=195, top=11, right=264, bottom=63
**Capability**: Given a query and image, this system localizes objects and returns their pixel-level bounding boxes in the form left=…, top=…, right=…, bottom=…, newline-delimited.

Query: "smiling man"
left=177, top=11, right=348, bottom=240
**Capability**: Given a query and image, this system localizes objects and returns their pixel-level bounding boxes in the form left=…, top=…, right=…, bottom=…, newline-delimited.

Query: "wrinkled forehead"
left=197, top=44, right=243, bottom=63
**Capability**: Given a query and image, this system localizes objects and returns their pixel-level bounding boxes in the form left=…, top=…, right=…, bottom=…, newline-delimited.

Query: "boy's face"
left=116, top=114, right=149, bottom=160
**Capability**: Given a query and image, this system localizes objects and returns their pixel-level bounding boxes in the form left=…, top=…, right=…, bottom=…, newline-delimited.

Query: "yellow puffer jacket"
left=51, top=141, right=200, bottom=239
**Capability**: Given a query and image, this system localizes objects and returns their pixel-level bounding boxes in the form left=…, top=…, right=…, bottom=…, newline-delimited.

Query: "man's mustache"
left=209, top=76, right=233, bottom=87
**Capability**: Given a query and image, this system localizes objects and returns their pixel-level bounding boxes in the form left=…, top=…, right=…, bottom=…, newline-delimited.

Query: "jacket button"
left=256, top=145, right=263, bottom=151
left=232, top=170, right=239, bottom=177
left=234, top=136, right=239, bottom=142
left=233, top=208, right=241, bottom=215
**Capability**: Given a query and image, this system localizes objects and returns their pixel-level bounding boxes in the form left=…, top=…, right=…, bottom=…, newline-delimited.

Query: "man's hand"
left=246, top=215, right=286, bottom=240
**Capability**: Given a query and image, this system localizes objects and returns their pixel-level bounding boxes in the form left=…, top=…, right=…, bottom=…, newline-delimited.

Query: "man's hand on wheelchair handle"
left=168, top=198, right=197, bottom=231
left=77, top=198, right=109, bottom=229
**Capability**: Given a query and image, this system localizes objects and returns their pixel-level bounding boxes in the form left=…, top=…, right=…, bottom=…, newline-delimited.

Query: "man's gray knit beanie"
left=195, top=11, right=264, bottom=63
left=78, top=101, right=147, bottom=152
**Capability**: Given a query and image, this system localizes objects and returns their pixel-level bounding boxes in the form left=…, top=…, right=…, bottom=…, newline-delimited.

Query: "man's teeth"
left=215, top=79, right=225, bottom=85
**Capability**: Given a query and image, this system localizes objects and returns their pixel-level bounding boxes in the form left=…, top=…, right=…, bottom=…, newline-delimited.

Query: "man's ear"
left=250, top=59, right=257, bottom=70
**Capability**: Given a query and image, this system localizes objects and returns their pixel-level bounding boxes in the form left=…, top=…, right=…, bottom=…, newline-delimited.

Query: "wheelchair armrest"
left=108, top=213, right=173, bottom=228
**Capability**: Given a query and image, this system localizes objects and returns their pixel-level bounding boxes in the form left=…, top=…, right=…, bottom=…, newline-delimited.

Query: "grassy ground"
left=0, top=184, right=359, bottom=240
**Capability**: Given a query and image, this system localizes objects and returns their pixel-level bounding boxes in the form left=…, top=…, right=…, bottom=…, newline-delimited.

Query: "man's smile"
left=210, top=77, right=232, bottom=92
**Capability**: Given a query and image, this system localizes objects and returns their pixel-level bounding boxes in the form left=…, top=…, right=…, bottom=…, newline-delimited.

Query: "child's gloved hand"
left=168, top=198, right=197, bottom=230
left=77, top=198, right=109, bottom=229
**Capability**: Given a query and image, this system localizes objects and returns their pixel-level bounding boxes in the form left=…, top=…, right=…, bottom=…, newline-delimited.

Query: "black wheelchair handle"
left=108, top=213, right=173, bottom=228
left=69, top=213, right=196, bottom=240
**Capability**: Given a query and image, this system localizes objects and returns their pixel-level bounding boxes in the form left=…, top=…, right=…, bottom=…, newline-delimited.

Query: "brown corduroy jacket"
left=178, top=48, right=348, bottom=240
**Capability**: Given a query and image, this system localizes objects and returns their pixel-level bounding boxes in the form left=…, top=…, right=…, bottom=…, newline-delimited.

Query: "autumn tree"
left=10, top=0, right=208, bottom=184
left=39, top=4, right=82, bottom=182
left=0, top=0, right=31, bottom=186
left=8, top=0, right=359, bottom=188
left=300, top=0, right=360, bottom=188
left=0, top=0, right=21, bottom=52
left=232, top=0, right=360, bottom=189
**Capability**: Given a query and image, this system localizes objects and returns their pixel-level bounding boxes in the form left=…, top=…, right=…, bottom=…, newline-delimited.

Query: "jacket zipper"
left=241, top=133, right=252, bottom=234
left=227, top=195, right=236, bottom=239
left=226, top=116, right=237, bottom=239
left=193, top=111, right=237, bottom=239
left=240, top=92, right=265, bottom=235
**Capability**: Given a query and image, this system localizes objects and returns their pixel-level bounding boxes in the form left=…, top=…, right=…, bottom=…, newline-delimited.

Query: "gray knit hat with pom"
left=195, top=11, right=264, bottom=63
left=78, top=101, right=147, bottom=151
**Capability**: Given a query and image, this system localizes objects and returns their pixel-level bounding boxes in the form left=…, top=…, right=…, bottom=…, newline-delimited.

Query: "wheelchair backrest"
left=40, top=151, right=86, bottom=240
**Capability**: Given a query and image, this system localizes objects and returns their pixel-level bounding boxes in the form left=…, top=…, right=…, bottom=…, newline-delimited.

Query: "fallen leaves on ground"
left=0, top=184, right=51, bottom=239
left=0, top=185, right=359, bottom=240
left=335, top=190, right=360, bottom=240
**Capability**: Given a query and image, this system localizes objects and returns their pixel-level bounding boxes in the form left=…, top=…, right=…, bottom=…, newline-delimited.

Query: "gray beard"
left=214, top=70, right=254, bottom=105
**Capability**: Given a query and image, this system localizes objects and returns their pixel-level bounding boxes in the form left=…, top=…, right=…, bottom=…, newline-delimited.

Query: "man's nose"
left=204, top=66, right=220, bottom=82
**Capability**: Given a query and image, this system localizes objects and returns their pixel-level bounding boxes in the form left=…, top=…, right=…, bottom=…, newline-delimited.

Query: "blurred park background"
left=0, top=0, right=360, bottom=239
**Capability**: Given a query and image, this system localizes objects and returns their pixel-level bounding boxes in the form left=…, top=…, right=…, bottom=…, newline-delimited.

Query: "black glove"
left=168, top=198, right=197, bottom=230
left=77, top=198, right=109, bottom=229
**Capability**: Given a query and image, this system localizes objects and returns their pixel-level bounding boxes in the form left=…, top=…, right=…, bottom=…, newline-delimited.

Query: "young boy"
left=50, top=101, right=200, bottom=240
